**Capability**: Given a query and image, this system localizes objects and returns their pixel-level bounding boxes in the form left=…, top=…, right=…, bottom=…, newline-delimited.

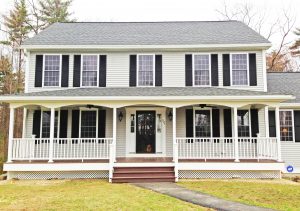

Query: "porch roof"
left=0, top=87, right=294, bottom=103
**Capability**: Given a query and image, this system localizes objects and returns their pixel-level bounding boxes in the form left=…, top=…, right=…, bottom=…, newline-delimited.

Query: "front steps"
left=112, top=166, right=176, bottom=183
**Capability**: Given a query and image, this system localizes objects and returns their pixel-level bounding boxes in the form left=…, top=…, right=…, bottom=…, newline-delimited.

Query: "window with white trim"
left=81, top=55, right=98, bottom=87
left=41, top=111, right=59, bottom=138
left=280, top=110, right=293, bottom=141
left=238, top=110, right=250, bottom=137
left=194, top=110, right=211, bottom=137
left=43, top=55, right=61, bottom=87
left=194, top=54, right=210, bottom=86
left=231, top=54, right=248, bottom=85
left=80, top=110, right=97, bottom=138
left=138, top=55, right=154, bottom=86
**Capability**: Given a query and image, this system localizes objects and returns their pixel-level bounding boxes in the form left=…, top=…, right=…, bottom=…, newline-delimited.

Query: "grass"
left=0, top=179, right=207, bottom=211
left=179, top=179, right=300, bottom=211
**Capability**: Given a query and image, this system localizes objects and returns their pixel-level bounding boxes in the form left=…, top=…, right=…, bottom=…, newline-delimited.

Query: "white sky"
left=0, top=0, right=300, bottom=49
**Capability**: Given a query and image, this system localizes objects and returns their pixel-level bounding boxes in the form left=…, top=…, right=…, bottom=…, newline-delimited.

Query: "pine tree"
left=290, top=28, right=300, bottom=57
left=39, top=0, right=74, bottom=28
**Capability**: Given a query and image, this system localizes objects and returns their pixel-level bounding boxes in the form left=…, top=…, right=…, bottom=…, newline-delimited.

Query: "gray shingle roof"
left=268, top=72, right=300, bottom=103
left=23, top=21, right=270, bottom=46
left=14, top=87, right=281, bottom=97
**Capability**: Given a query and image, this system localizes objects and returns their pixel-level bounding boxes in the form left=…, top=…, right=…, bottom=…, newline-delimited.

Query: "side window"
left=43, top=55, right=61, bottom=87
left=280, top=110, right=294, bottom=141
left=193, top=54, right=210, bottom=86
left=137, top=55, right=154, bottom=87
left=41, top=111, right=59, bottom=138
left=81, top=55, right=98, bottom=87
left=237, top=110, right=250, bottom=137
left=231, top=54, right=248, bottom=86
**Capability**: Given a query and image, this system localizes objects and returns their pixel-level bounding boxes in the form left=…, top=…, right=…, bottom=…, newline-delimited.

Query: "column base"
left=234, top=159, right=240, bottom=162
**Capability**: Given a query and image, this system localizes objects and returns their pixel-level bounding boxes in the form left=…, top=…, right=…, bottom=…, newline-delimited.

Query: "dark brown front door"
left=136, top=111, right=156, bottom=153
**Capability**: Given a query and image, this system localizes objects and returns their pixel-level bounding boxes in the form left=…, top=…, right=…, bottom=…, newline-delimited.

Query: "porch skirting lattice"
left=178, top=170, right=281, bottom=179
left=7, top=171, right=109, bottom=180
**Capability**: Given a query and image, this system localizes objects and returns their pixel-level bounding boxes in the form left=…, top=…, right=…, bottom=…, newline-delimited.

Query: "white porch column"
left=233, top=106, right=239, bottom=162
left=48, top=107, right=55, bottom=163
left=7, top=107, right=15, bottom=163
left=172, top=107, right=177, bottom=160
left=275, top=106, right=282, bottom=161
left=22, top=108, right=27, bottom=138
left=112, top=107, right=117, bottom=162
left=264, top=106, right=269, bottom=138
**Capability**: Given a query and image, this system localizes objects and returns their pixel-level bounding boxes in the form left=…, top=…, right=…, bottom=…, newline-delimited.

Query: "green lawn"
left=0, top=180, right=207, bottom=211
left=179, top=179, right=300, bottom=211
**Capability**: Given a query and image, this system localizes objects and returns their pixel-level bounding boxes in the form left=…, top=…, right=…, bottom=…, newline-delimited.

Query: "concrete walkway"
left=134, top=182, right=274, bottom=211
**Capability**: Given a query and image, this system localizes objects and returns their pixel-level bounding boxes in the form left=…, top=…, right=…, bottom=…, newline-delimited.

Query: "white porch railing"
left=11, top=138, right=113, bottom=161
left=176, top=137, right=278, bottom=160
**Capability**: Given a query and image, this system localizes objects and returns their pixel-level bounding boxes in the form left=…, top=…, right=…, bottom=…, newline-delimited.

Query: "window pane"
left=280, top=111, right=293, bottom=141
left=82, top=55, right=98, bottom=87
left=41, top=111, right=58, bottom=138
left=238, top=110, right=250, bottom=137
left=81, top=111, right=97, bottom=138
left=232, top=54, right=248, bottom=85
left=138, top=55, right=153, bottom=86
left=194, top=55, right=210, bottom=86
left=195, top=110, right=211, bottom=137
left=44, top=55, right=60, bottom=87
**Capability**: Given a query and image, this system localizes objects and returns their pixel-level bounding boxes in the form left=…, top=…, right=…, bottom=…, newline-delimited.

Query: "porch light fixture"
left=118, top=111, right=124, bottom=122
left=168, top=110, right=173, bottom=121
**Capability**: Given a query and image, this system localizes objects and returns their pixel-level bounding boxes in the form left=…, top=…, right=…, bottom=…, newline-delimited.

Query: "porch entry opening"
left=136, top=111, right=156, bottom=153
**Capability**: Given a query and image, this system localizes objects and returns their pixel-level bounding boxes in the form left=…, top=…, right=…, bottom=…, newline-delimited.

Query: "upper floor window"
left=238, top=110, right=250, bottom=137
left=231, top=54, right=249, bottom=86
left=43, top=55, right=61, bottom=87
left=280, top=110, right=294, bottom=141
left=138, top=55, right=154, bottom=87
left=193, top=54, right=210, bottom=86
left=81, top=55, right=98, bottom=87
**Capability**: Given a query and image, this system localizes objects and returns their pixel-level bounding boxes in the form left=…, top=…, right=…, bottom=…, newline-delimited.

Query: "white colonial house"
left=0, top=21, right=299, bottom=182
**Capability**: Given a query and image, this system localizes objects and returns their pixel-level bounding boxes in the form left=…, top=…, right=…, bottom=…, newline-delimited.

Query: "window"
left=194, top=54, right=210, bottom=86
left=41, top=111, right=59, bottom=138
left=280, top=110, right=294, bottom=141
left=81, top=55, right=98, bottom=87
left=238, top=110, right=250, bottom=137
left=80, top=110, right=97, bottom=138
left=43, top=55, right=61, bottom=87
left=231, top=54, right=248, bottom=86
left=194, top=110, right=211, bottom=137
left=138, top=55, right=154, bottom=86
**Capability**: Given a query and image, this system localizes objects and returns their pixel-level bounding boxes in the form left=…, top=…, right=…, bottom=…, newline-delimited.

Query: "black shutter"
left=73, top=55, right=81, bottom=87
left=98, top=109, right=106, bottom=138
left=294, top=111, right=300, bottom=142
left=99, top=55, right=107, bottom=87
left=211, top=54, right=219, bottom=86
left=61, top=55, right=69, bottom=87
left=59, top=110, right=68, bottom=138
left=129, top=55, right=137, bottom=87
left=249, top=53, right=257, bottom=86
left=223, top=54, right=230, bottom=86
left=251, top=109, right=259, bottom=137
left=223, top=109, right=232, bottom=137
left=269, top=111, right=276, bottom=137
left=186, top=109, right=193, bottom=137
left=35, top=55, right=43, bottom=87
left=71, top=110, right=79, bottom=138
left=155, top=55, right=162, bottom=86
left=212, top=109, right=220, bottom=137
left=32, top=110, right=41, bottom=138
left=185, top=54, right=193, bottom=86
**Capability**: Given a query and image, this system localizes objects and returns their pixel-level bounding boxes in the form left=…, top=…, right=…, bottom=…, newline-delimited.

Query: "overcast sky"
left=1, top=0, right=300, bottom=49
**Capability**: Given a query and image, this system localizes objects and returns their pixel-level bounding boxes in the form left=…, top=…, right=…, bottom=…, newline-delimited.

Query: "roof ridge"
left=57, top=20, right=239, bottom=24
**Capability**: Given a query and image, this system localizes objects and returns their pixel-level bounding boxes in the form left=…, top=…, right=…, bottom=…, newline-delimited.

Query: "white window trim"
left=192, top=53, right=211, bottom=87
left=237, top=109, right=252, bottom=138
left=279, top=109, right=295, bottom=142
left=230, top=53, right=250, bottom=86
left=40, top=109, right=60, bottom=138
left=80, top=54, right=99, bottom=87
left=79, top=108, right=99, bottom=138
left=136, top=54, right=155, bottom=87
left=193, top=107, right=213, bottom=138
left=42, top=54, right=62, bottom=88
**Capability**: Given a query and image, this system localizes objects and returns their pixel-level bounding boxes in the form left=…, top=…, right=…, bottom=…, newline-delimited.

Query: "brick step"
left=112, top=176, right=176, bottom=183
left=113, top=171, right=175, bottom=177
left=114, top=167, right=174, bottom=172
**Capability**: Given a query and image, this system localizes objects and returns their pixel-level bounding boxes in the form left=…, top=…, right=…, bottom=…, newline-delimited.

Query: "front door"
left=136, top=111, right=156, bottom=153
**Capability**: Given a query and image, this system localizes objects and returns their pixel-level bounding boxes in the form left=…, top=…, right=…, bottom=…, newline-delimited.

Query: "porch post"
left=172, top=107, right=178, bottom=182
left=22, top=108, right=27, bottom=138
left=7, top=107, right=15, bottom=163
left=264, top=106, right=269, bottom=138
left=233, top=106, right=239, bottom=162
left=275, top=106, right=282, bottom=162
left=112, top=107, right=117, bottom=162
left=48, top=107, right=55, bottom=163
